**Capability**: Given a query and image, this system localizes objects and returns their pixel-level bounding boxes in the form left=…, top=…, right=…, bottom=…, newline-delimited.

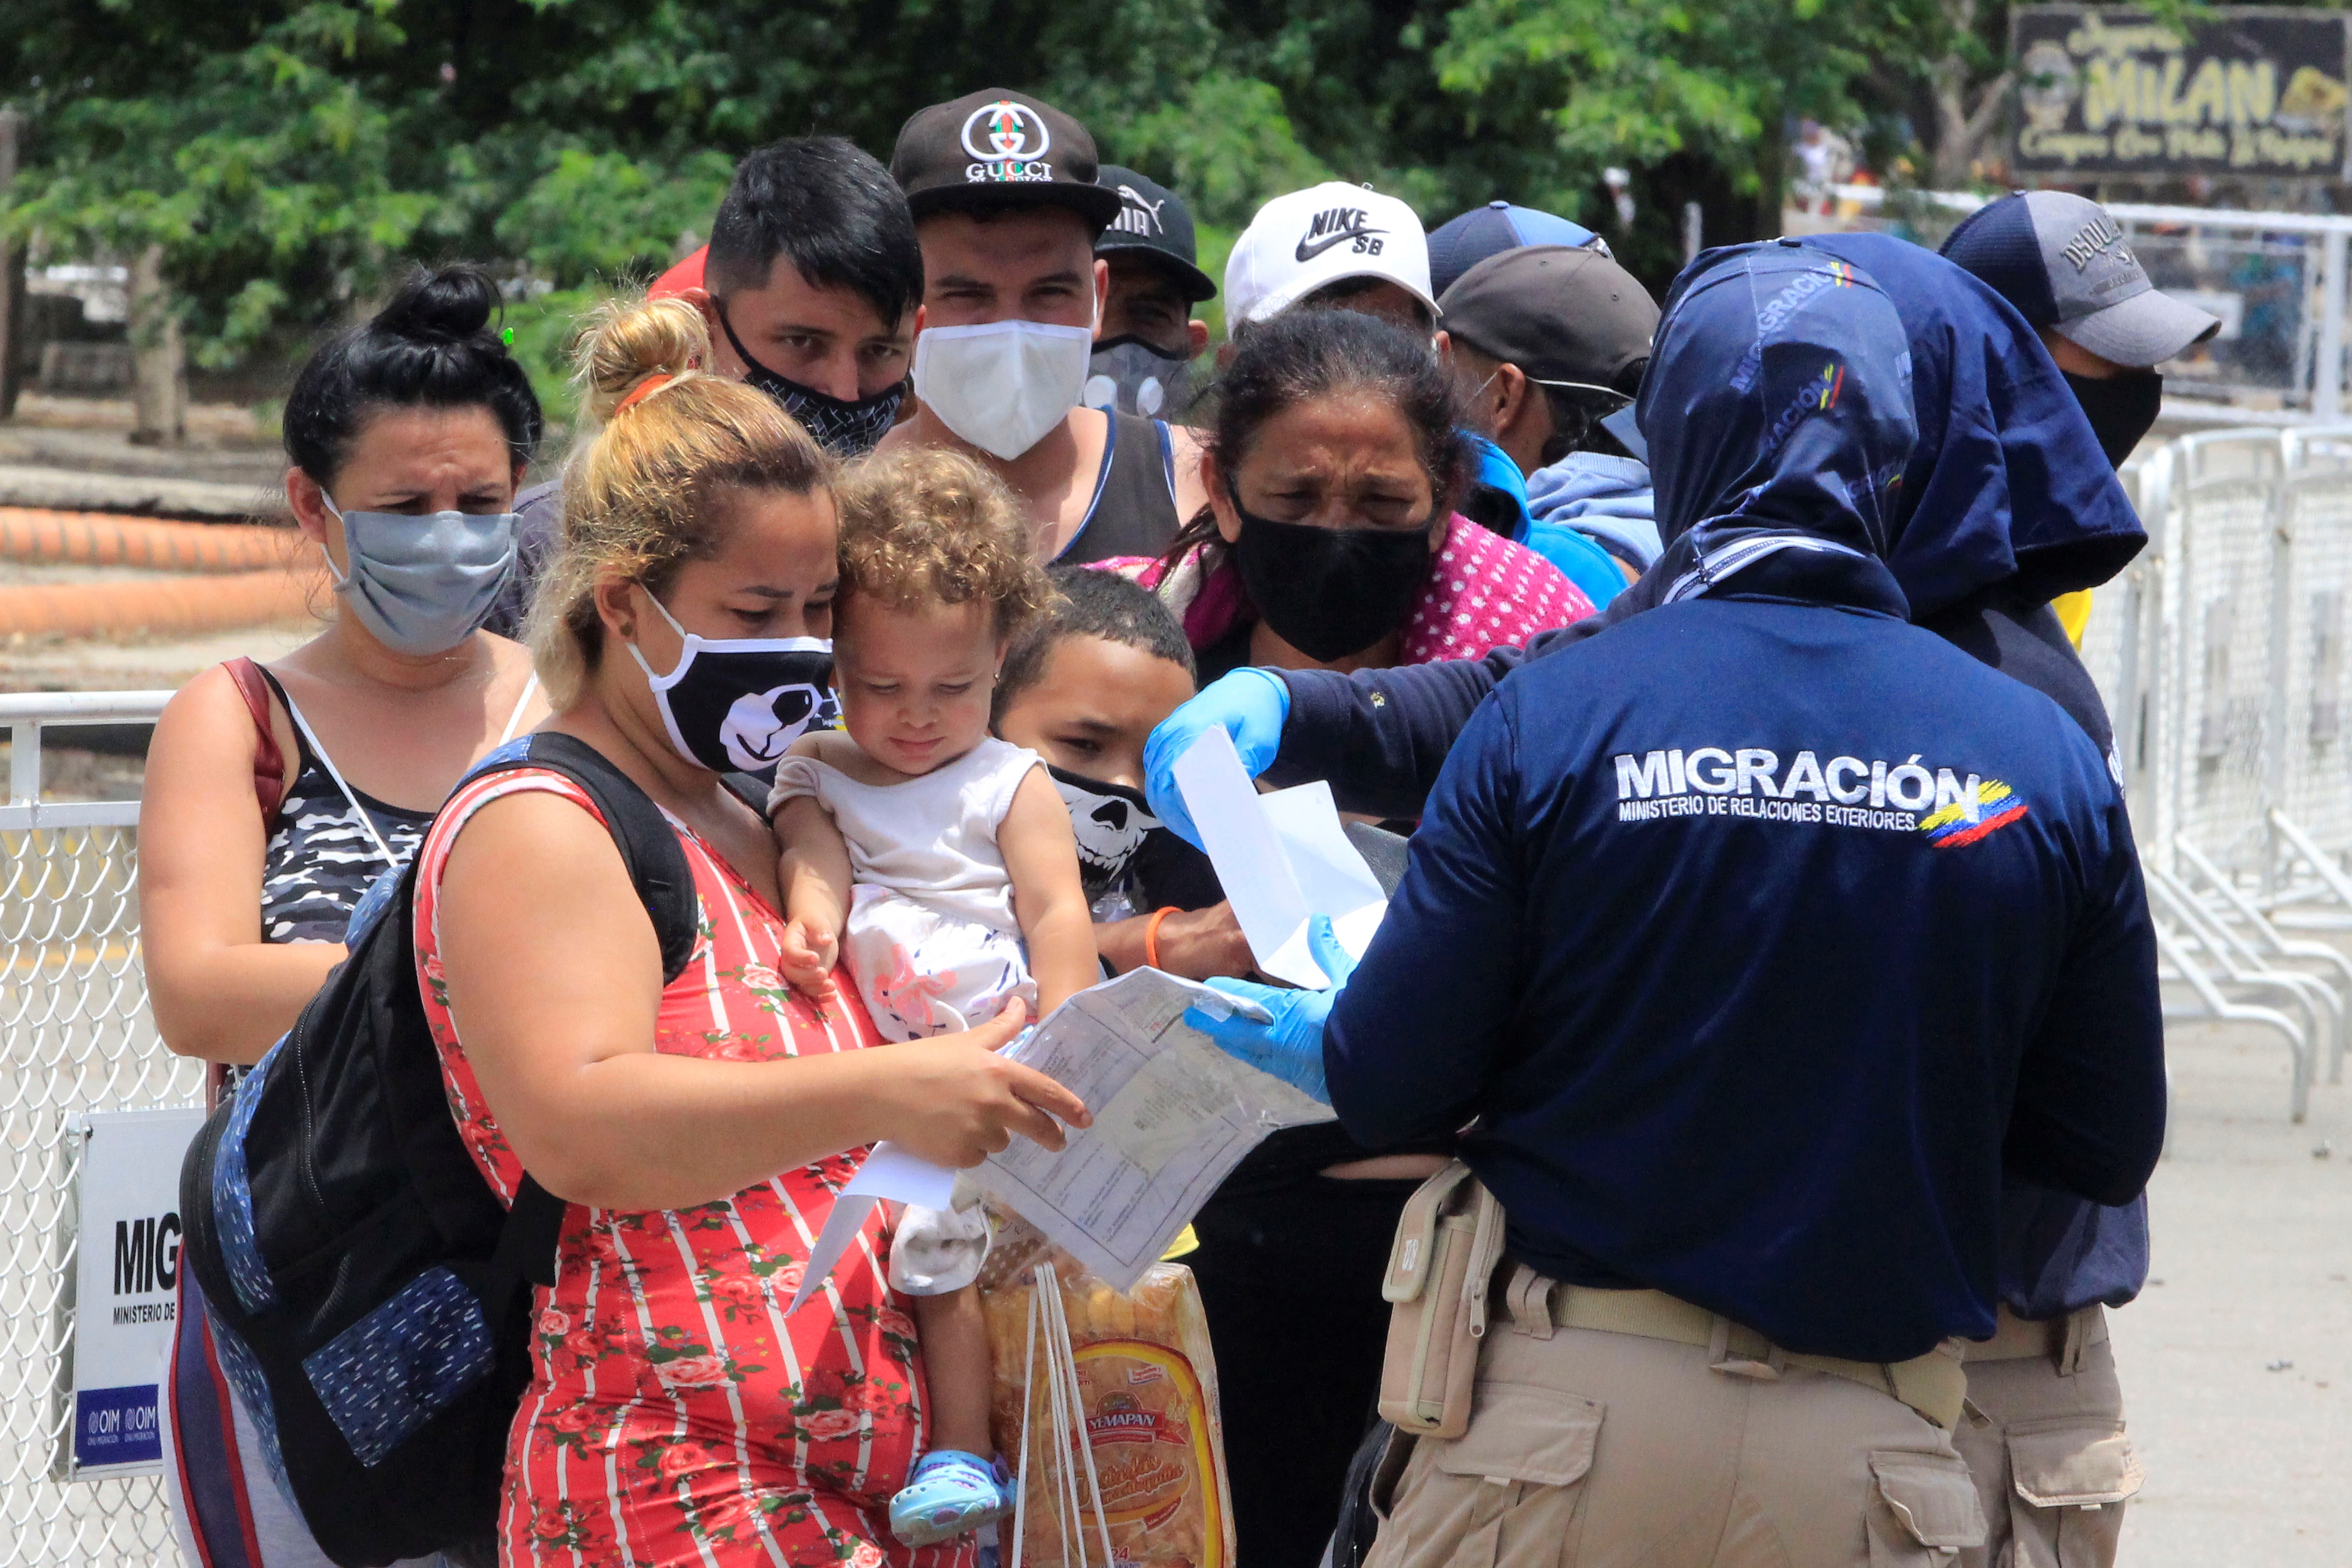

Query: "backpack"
left=178, top=733, right=702, bottom=1567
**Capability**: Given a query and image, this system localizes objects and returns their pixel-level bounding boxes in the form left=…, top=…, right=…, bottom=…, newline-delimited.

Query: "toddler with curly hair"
left=767, top=445, right=1096, bottom=1546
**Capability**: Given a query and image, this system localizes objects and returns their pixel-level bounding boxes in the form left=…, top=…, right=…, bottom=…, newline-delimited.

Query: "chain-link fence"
left=1818, top=187, right=2352, bottom=421
left=2, top=693, right=197, bottom=1567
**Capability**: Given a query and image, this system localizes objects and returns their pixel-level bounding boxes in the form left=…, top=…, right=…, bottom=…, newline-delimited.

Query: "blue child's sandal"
left=889, top=1448, right=1010, bottom=1546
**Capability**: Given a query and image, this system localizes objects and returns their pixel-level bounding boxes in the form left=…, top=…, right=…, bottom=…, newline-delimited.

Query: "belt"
left=1961, top=1303, right=2107, bottom=1372
left=1502, top=1267, right=1969, bottom=1431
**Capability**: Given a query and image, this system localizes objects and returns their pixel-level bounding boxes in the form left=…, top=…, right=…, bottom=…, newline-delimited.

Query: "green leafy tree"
left=2, top=0, right=2044, bottom=414
left=1432, top=0, right=1956, bottom=276
left=7, top=4, right=435, bottom=368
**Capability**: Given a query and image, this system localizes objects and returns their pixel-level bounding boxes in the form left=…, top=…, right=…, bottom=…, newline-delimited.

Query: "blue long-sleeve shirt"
left=1276, top=590, right=2156, bottom=1321
left=1323, top=586, right=2165, bottom=1363
left=1281, top=241, right=2158, bottom=1330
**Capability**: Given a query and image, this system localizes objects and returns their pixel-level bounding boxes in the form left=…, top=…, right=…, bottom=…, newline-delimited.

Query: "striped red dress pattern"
left=414, top=767, right=970, bottom=1568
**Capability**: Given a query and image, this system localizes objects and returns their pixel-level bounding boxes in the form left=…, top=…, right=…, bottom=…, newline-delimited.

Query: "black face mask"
left=626, top=593, right=835, bottom=780
left=1046, top=764, right=1162, bottom=902
left=2064, top=369, right=2163, bottom=469
left=716, top=302, right=906, bottom=457
left=1226, top=479, right=1438, bottom=663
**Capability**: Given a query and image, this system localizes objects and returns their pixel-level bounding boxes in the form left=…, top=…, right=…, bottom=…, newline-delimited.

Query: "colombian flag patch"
left=1921, top=779, right=2029, bottom=849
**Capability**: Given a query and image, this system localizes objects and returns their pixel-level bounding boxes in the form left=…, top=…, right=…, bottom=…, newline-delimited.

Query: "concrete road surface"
left=2116, top=1018, right=2352, bottom=1565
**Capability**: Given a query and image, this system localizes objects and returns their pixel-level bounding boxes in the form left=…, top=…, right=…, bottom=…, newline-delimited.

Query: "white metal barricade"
left=2083, top=451, right=2172, bottom=833
left=2166, top=431, right=2284, bottom=881
left=1, top=692, right=196, bottom=1567
left=2092, top=427, right=2352, bottom=1115
left=2265, top=428, right=2352, bottom=927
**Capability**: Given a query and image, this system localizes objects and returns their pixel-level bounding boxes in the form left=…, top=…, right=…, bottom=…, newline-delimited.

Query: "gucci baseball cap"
left=1094, top=167, right=1217, bottom=302
left=1940, top=190, right=2220, bottom=368
left=1224, top=181, right=1436, bottom=328
left=889, top=89, right=1124, bottom=232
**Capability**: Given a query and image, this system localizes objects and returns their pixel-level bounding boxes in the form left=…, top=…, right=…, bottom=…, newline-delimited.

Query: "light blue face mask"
left=320, top=497, right=518, bottom=655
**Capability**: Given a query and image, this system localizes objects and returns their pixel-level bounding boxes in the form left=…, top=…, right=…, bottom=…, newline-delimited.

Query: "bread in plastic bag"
left=984, top=1262, right=1235, bottom=1568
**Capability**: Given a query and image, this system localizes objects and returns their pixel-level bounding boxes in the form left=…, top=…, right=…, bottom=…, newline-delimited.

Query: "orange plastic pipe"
left=0, top=568, right=324, bottom=640
left=0, top=507, right=304, bottom=572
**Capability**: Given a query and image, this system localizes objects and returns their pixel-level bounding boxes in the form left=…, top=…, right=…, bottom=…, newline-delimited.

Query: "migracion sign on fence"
left=62, top=1108, right=205, bottom=1480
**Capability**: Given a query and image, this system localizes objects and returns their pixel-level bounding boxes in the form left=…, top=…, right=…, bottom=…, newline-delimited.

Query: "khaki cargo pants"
left=1365, top=1273, right=1986, bottom=1568
left=1952, top=1306, right=2142, bottom=1568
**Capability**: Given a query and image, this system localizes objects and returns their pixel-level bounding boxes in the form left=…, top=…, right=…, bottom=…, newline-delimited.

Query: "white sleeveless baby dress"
left=769, top=735, right=1043, bottom=1043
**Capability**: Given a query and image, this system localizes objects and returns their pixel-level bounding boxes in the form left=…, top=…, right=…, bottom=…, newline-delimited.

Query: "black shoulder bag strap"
left=473, top=733, right=703, bottom=1292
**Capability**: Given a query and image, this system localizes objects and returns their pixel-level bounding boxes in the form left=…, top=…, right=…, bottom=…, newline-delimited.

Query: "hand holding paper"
left=969, top=969, right=1327, bottom=1289
left=1182, top=915, right=1355, bottom=1104
left=1142, top=667, right=1292, bottom=846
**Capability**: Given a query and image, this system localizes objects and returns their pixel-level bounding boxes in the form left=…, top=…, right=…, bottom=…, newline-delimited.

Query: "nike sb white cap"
left=1225, top=181, right=1437, bottom=329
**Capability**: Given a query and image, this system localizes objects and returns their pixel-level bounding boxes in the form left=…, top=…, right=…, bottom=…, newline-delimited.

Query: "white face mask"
left=913, top=319, right=1094, bottom=460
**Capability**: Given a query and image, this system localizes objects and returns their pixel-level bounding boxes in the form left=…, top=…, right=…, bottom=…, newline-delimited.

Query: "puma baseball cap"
left=1941, top=190, right=2220, bottom=368
left=1224, top=181, right=1437, bottom=328
left=890, top=89, right=1123, bottom=231
left=1095, top=166, right=1217, bottom=302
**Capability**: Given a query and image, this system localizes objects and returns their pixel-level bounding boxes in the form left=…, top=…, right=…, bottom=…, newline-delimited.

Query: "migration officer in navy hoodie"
left=1155, top=233, right=2166, bottom=1565
left=1184, top=245, right=2166, bottom=1567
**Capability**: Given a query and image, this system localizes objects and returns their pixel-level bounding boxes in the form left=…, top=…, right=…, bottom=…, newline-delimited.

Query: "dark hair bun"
left=282, top=262, right=543, bottom=487
left=374, top=265, right=498, bottom=342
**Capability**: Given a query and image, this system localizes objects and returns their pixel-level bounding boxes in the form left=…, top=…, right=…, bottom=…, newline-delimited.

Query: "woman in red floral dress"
left=416, top=298, right=1087, bottom=1567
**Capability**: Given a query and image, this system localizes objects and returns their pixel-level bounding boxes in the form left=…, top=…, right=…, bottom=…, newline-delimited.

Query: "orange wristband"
left=1143, top=906, right=1181, bottom=972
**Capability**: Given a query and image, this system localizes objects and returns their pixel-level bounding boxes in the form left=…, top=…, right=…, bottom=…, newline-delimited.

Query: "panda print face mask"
left=1047, top=764, right=1162, bottom=902
left=625, top=590, right=834, bottom=779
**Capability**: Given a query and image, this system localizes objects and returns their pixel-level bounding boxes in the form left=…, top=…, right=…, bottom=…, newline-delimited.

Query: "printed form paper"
left=970, top=967, right=1332, bottom=1290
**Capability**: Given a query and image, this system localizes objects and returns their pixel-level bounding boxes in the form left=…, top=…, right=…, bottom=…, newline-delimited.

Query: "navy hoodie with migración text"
left=1322, top=245, right=2167, bottom=1363
left=1281, top=235, right=2156, bottom=1324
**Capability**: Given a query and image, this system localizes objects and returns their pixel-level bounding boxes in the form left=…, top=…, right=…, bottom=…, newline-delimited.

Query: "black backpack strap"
left=490, top=1174, right=567, bottom=1296
left=452, top=736, right=704, bottom=1291
left=721, top=770, right=771, bottom=818
left=469, top=733, right=701, bottom=985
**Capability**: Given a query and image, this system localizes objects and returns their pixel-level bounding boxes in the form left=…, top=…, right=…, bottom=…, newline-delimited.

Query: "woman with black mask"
left=1101, top=308, right=1594, bottom=1568
left=1123, top=308, right=1592, bottom=685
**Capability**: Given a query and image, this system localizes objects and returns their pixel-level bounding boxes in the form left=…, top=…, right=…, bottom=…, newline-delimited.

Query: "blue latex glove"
left=1143, top=667, right=1292, bottom=848
left=1182, top=915, right=1357, bottom=1105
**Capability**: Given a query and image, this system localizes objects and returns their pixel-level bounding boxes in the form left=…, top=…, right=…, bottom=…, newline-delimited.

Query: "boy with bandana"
left=992, top=566, right=1248, bottom=980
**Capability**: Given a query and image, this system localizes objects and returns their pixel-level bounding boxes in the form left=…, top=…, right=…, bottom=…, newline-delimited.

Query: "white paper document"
left=786, top=1141, right=958, bottom=1314
left=969, top=967, right=1332, bottom=1290
left=1170, top=726, right=1387, bottom=987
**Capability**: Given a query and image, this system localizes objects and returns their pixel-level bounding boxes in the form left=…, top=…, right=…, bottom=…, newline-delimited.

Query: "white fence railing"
left=1, top=691, right=196, bottom=1567
left=6, top=423, right=2352, bottom=1548
left=2082, top=432, right=2352, bottom=1121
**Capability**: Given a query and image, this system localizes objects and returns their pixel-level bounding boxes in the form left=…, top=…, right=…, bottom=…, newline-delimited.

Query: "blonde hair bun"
left=575, top=295, right=710, bottom=423
left=525, top=289, right=832, bottom=708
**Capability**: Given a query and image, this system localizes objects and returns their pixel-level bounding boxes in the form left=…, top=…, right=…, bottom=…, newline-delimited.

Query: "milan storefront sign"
left=2011, top=6, right=2352, bottom=180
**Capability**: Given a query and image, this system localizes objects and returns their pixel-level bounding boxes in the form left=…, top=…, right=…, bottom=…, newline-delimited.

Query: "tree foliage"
left=0, top=0, right=2022, bottom=400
